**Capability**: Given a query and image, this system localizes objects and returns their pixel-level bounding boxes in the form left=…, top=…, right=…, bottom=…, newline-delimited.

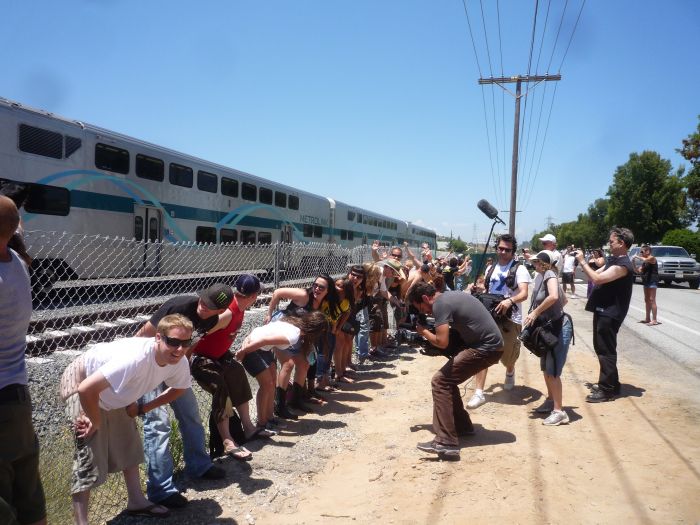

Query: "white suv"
left=629, top=245, right=700, bottom=289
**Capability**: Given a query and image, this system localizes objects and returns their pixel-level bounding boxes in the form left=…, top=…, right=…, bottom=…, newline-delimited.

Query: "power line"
left=557, top=0, right=587, bottom=72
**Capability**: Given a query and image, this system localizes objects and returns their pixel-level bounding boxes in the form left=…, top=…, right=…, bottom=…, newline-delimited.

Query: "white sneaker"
left=466, top=392, right=485, bottom=409
left=535, top=398, right=554, bottom=413
left=503, top=373, right=515, bottom=391
left=543, top=410, right=570, bottom=426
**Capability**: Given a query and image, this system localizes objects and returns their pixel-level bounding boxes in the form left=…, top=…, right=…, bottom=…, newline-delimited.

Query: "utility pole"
left=478, top=74, right=561, bottom=237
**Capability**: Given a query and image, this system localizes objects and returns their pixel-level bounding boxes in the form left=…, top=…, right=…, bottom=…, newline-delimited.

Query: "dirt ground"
left=248, top=298, right=700, bottom=525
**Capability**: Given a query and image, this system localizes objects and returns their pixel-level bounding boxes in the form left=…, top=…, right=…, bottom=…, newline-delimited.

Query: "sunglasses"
left=312, top=283, right=327, bottom=291
left=390, top=253, right=402, bottom=259
left=163, top=335, right=193, bottom=348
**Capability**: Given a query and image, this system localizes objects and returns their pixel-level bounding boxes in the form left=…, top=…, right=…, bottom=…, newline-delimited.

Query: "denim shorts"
left=242, top=349, right=276, bottom=377
left=540, top=316, right=572, bottom=378
left=643, top=282, right=658, bottom=289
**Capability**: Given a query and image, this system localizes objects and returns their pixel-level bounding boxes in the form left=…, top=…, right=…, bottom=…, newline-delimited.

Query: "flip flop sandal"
left=126, top=504, right=170, bottom=518
left=225, top=445, right=253, bottom=461
left=246, top=427, right=275, bottom=440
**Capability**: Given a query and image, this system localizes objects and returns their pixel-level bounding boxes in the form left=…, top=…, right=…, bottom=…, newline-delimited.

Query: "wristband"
left=509, top=298, right=515, bottom=306
left=137, top=400, right=145, bottom=416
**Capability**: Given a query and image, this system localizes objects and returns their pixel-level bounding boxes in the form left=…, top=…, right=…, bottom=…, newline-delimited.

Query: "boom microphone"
left=477, top=199, right=506, bottom=225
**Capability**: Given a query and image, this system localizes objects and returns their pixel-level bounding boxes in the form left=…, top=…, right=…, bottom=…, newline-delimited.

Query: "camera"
left=518, top=326, right=532, bottom=343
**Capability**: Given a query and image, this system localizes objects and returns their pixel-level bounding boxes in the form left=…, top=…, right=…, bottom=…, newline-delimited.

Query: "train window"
left=220, top=228, right=237, bottom=244
left=288, top=195, right=299, bottom=210
left=258, top=232, right=272, bottom=244
left=222, top=177, right=238, bottom=197
left=148, top=217, right=159, bottom=242
left=241, top=230, right=256, bottom=244
left=134, top=216, right=144, bottom=241
left=259, top=187, right=273, bottom=205
left=65, top=136, right=82, bottom=158
left=274, top=191, right=286, bottom=208
left=357, top=213, right=362, bottom=223
left=303, top=224, right=313, bottom=237
left=340, top=230, right=347, bottom=240
left=348, top=230, right=354, bottom=240
left=95, top=143, right=130, bottom=174
left=169, top=163, right=193, bottom=188
left=18, top=124, right=62, bottom=159
left=196, top=226, right=216, bottom=244
left=136, top=154, right=164, bottom=181
left=313, top=225, right=322, bottom=238
left=197, top=170, right=218, bottom=193
left=242, top=183, right=257, bottom=201
left=347, top=211, right=355, bottom=221
left=24, top=183, right=70, bottom=216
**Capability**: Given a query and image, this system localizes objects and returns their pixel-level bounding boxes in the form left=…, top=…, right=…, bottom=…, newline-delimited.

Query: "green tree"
left=606, top=151, right=686, bottom=243
left=661, top=229, right=700, bottom=259
left=448, top=237, right=468, bottom=254
left=677, top=116, right=700, bottom=226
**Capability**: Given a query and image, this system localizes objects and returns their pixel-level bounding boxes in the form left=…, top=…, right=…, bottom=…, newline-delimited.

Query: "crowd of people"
left=1, top=187, right=640, bottom=523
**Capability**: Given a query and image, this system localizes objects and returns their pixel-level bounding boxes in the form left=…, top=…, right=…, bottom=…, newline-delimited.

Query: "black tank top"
left=641, top=260, right=659, bottom=285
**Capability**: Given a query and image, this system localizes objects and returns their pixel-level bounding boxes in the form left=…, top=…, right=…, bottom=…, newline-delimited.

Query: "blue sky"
left=2, top=1, right=699, bottom=244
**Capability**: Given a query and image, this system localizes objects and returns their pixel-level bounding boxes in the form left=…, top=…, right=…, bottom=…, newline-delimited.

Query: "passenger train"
left=0, top=97, right=436, bottom=281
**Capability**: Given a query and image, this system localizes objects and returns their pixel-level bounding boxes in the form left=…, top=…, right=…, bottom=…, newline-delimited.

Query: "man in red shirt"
left=192, top=275, right=274, bottom=460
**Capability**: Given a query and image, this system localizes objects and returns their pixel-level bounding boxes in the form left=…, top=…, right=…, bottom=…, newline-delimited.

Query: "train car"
left=0, top=96, right=436, bottom=281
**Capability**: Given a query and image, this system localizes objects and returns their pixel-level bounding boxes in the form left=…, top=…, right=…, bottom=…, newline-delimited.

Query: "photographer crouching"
left=409, top=282, right=504, bottom=459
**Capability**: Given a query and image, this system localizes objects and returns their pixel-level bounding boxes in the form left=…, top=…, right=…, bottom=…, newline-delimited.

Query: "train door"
left=133, top=205, right=162, bottom=275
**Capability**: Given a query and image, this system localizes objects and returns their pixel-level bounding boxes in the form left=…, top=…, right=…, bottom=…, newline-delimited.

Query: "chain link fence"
left=22, top=232, right=397, bottom=524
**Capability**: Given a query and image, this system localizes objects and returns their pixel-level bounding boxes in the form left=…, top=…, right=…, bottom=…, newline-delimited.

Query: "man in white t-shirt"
left=60, top=314, right=193, bottom=524
left=467, top=234, right=531, bottom=408
left=561, top=246, right=578, bottom=297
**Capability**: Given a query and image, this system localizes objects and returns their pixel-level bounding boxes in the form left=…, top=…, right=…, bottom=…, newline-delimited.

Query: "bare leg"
left=543, top=374, right=563, bottom=411
left=71, top=490, right=90, bottom=525
left=648, top=288, right=658, bottom=324
left=292, top=354, right=309, bottom=386
left=216, top=416, right=234, bottom=445
left=255, top=366, right=275, bottom=427
left=276, top=356, right=293, bottom=388
left=473, top=368, right=487, bottom=391
left=265, top=363, right=277, bottom=423
left=124, top=465, right=168, bottom=513
left=236, top=402, right=257, bottom=436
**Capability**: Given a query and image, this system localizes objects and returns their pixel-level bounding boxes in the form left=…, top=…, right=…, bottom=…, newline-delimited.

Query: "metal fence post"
left=274, top=241, right=281, bottom=289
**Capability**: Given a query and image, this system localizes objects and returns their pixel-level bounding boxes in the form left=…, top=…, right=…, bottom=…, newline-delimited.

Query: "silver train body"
left=0, top=97, right=436, bottom=280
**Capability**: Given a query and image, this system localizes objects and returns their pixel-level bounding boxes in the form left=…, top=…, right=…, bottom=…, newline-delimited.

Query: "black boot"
left=274, top=386, right=298, bottom=420
left=289, top=382, right=311, bottom=413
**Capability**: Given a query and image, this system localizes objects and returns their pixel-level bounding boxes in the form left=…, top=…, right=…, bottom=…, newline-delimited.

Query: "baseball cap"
left=539, top=233, right=557, bottom=244
left=235, top=274, right=261, bottom=297
left=198, top=283, right=234, bottom=309
left=535, top=250, right=554, bottom=265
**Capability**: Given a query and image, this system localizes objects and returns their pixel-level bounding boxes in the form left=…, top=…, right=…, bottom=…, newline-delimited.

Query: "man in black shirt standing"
left=576, top=227, right=635, bottom=402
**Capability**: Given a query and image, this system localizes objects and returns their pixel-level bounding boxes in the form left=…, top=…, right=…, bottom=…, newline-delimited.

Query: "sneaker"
left=503, top=373, right=515, bottom=391
left=200, top=465, right=226, bottom=480
left=535, top=398, right=554, bottom=414
left=466, top=392, right=485, bottom=409
left=416, top=440, right=460, bottom=457
left=586, top=389, right=616, bottom=403
left=157, top=492, right=188, bottom=509
left=543, top=410, right=570, bottom=426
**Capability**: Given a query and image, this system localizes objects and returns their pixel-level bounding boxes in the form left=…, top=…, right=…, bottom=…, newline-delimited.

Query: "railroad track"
left=26, top=272, right=345, bottom=356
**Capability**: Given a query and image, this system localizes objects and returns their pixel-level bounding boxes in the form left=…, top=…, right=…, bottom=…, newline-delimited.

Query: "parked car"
left=629, top=245, right=700, bottom=289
